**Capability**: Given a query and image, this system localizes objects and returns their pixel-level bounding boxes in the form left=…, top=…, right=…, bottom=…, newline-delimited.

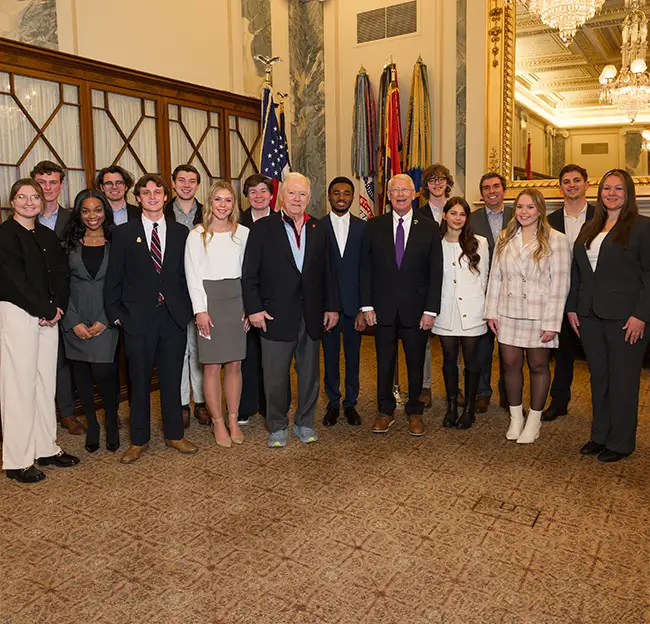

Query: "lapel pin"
left=413, top=219, right=418, bottom=225
left=136, top=237, right=142, bottom=243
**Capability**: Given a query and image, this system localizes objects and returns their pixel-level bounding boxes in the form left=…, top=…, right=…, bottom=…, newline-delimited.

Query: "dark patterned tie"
left=395, top=217, right=405, bottom=268
left=151, top=223, right=164, bottom=303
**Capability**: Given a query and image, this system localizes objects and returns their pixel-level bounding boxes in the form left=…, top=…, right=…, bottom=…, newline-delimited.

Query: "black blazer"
left=471, top=205, right=514, bottom=261
left=54, top=205, right=72, bottom=239
left=164, top=198, right=204, bottom=227
left=547, top=203, right=595, bottom=233
left=239, top=208, right=272, bottom=228
left=567, top=215, right=650, bottom=321
left=0, top=219, right=69, bottom=319
left=416, top=204, right=441, bottom=224
left=126, top=203, right=141, bottom=222
left=360, top=212, right=443, bottom=326
left=242, top=212, right=340, bottom=342
left=104, top=218, right=193, bottom=334
left=323, top=213, right=365, bottom=318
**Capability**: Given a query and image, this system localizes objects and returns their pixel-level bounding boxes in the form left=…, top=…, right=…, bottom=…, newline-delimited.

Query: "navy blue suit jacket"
left=323, top=213, right=365, bottom=318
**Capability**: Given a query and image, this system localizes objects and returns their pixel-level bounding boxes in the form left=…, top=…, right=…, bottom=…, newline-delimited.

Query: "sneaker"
left=293, top=424, right=318, bottom=444
left=237, top=413, right=250, bottom=425
left=267, top=429, right=288, bottom=448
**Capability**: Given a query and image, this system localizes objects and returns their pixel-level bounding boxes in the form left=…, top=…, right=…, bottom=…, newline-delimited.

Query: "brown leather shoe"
left=418, top=388, right=432, bottom=408
left=475, top=396, right=490, bottom=413
left=195, top=404, right=210, bottom=425
left=408, top=415, right=425, bottom=436
left=120, top=444, right=148, bottom=464
left=61, top=416, right=86, bottom=435
left=181, top=406, right=191, bottom=429
left=165, top=438, right=199, bottom=454
left=372, top=414, right=395, bottom=433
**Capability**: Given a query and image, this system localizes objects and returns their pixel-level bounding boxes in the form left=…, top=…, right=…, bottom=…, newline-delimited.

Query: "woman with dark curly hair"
left=61, top=189, right=120, bottom=453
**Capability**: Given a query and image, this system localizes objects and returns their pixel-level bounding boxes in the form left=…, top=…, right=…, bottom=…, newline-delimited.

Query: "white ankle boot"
left=506, top=405, right=524, bottom=440
left=517, top=408, right=542, bottom=444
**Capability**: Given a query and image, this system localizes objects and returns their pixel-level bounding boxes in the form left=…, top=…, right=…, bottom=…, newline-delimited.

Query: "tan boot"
left=120, top=444, right=148, bottom=464
left=165, top=438, right=199, bottom=454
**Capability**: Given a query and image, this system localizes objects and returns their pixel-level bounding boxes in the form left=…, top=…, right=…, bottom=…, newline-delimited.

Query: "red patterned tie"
left=151, top=222, right=164, bottom=303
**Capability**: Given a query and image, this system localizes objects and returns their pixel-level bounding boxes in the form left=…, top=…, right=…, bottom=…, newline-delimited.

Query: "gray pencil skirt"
left=198, top=278, right=246, bottom=364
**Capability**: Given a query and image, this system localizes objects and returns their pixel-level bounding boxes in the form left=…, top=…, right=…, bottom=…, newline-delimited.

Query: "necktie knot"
left=153, top=222, right=158, bottom=230
left=399, top=217, right=404, bottom=225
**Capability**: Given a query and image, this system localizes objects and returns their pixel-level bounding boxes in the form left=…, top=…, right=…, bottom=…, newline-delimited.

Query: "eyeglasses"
left=389, top=187, right=413, bottom=194
left=14, top=194, right=41, bottom=202
left=428, top=177, right=448, bottom=184
left=102, top=181, right=125, bottom=188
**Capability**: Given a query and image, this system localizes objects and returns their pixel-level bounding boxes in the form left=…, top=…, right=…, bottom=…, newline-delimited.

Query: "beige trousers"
left=0, top=302, right=60, bottom=470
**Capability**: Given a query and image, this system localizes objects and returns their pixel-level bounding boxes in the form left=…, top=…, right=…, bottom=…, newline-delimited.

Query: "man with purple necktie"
left=360, top=174, right=443, bottom=437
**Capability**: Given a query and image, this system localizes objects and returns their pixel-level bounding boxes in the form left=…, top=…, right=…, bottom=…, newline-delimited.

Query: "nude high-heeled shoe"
left=228, top=414, right=244, bottom=445
left=211, top=416, right=232, bottom=448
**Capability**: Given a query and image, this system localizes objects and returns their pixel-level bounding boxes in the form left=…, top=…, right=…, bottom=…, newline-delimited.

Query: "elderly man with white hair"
left=242, top=173, right=340, bottom=447
left=360, top=173, right=443, bottom=437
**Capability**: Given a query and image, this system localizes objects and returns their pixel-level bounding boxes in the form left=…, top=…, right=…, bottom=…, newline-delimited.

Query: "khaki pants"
left=0, top=302, right=60, bottom=470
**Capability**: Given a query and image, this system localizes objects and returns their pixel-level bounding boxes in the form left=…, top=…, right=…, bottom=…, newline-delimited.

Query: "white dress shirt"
left=252, top=208, right=271, bottom=222
left=587, top=231, right=607, bottom=272
left=330, top=210, right=350, bottom=256
left=427, top=202, right=443, bottom=225
left=141, top=214, right=166, bottom=259
left=563, top=204, right=588, bottom=248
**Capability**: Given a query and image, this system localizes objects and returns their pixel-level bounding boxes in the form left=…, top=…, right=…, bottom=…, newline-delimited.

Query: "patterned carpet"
left=1, top=337, right=648, bottom=624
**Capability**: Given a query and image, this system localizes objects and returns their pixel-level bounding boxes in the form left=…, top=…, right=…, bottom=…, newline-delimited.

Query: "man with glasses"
left=361, top=174, right=443, bottom=437
left=96, top=165, right=140, bottom=225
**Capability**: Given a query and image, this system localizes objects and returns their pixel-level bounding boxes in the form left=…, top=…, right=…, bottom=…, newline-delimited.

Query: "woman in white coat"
left=485, top=189, right=571, bottom=444
left=432, top=197, right=489, bottom=429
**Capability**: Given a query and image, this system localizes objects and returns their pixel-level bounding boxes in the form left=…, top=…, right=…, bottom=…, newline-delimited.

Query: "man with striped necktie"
left=105, top=174, right=198, bottom=464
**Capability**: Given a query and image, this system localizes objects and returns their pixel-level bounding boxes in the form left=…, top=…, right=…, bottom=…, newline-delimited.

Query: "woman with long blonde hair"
left=185, top=181, right=249, bottom=447
left=485, top=188, right=571, bottom=444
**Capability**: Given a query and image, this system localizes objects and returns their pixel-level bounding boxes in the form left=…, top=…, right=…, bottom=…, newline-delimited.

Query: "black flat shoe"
left=6, top=466, right=46, bottom=483
left=597, top=448, right=631, bottom=463
left=580, top=441, right=605, bottom=456
left=85, top=442, right=100, bottom=453
left=344, top=406, right=362, bottom=426
left=542, top=405, right=568, bottom=422
left=37, top=450, right=80, bottom=468
left=106, top=442, right=120, bottom=453
left=322, top=405, right=339, bottom=427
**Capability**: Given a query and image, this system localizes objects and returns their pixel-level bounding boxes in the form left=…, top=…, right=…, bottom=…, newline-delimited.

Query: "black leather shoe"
left=322, top=405, right=339, bottom=427
left=580, top=441, right=605, bottom=456
left=344, top=406, right=362, bottom=426
left=597, top=448, right=631, bottom=463
left=37, top=450, right=80, bottom=468
left=85, top=442, right=100, bottom=453
left=542, top=405, right=568, bottom=422
left=106, top=442, right=120, bottom=453
left=6, top=466, right=46, bottom=483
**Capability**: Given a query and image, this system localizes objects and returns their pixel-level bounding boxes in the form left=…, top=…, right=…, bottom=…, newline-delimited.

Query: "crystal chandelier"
left=600, top=0, right=650, bottom=123
left=527, top=0, right=605, bottom=45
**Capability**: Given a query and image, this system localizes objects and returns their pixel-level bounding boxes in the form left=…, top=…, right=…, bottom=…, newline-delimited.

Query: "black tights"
left=438, top=335, right=481, bottom=391
left=499, top=345, right=550, bottom=411
left=72, top=360, right=119, bottom=446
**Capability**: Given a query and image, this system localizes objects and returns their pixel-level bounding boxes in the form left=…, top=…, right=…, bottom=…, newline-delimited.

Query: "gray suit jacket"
left=471, top=205, right=514, bottom=261
left=54, top=205, right=72, bottom=240
left=62, top=243, right=119, bottom=363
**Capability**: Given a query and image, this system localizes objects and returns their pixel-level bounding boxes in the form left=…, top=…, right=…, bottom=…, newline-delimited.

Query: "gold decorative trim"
left=488, top=6, right=504, bottom=68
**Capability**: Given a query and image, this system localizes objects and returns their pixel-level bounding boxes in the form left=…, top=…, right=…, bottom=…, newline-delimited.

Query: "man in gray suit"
left=31, top=160, right=81, bottom=435
left=471, top=172, right=513, bottom=413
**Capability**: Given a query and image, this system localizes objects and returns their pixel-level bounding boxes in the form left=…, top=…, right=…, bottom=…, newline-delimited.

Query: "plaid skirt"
left=496, top=314, right=559, bottom=349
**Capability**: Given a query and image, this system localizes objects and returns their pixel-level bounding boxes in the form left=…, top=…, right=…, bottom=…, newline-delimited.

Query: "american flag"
left=260, top=86, right=290, bottom=207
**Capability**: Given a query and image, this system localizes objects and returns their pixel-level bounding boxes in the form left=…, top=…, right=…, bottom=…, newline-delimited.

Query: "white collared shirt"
left=563, top=203, right=588, bottom=248
left=141, top=214, right=166, bottom=259
left=392, top=208, right=414, bottom=243
left=252, top=208, right=271, bottom=222
left=427, top=202, right=443, bottom=225
left=330, top=210, right=350, bottom=256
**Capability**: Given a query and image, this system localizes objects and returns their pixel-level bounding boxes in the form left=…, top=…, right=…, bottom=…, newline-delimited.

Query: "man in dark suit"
left=361, top=173, right=443, bottom=437
left=543, top=164, right=595, bottom=422
left=471, top=172, right=513, bottom=413
left=238, top=174, right=274, bottom=425
left=31, top=160, right=81, bottom=435
left=104, top=174, right=198, bottom=464
left=321, top=177, right=366, bottom=427
left=242, top=172, right=340, bottom=448
left=96, top=165, right=140, bottom=225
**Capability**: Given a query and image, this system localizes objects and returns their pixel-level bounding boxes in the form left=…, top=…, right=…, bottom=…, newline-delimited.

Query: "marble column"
left=625, top=132, right=643, bottom=175
left=241, top=0, right=272, bottom=77
left=0, top=0, right=58, bottom=49
left=455, top=0, right=467, bottom=195
left=288, top=0, right=326, bottom=216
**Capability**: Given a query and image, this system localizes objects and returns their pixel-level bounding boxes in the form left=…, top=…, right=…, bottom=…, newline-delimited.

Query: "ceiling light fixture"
left=526, top=0, right=605, bottom=45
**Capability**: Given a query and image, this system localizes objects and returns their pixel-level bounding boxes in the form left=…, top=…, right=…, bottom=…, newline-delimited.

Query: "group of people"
left=0, top=158, right=648, bottom=483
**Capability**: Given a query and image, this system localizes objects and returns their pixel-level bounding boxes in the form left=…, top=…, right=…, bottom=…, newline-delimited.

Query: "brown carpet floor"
left=1, top=337, right=648, bottom=624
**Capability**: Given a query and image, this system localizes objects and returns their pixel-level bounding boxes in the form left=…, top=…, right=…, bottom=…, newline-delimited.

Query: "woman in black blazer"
left=567, top=169, right=650, bottom=462
left=61, top=190, right=120, bottom=453
left=0, top=179, right=79, bottom=483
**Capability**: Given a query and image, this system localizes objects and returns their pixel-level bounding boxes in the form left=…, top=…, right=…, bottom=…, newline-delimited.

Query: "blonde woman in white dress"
left=485, top=188, right=571, bottom=444
left=432, top=197, right=489, bottom=429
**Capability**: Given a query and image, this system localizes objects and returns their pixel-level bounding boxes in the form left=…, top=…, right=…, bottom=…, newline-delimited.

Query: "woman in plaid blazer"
left=485, top=189, right=571, bottom=444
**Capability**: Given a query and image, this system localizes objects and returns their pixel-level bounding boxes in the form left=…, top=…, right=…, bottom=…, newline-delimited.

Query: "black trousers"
left=124, top=305, right=186, bottom=446
left=322, top=313, right=362, bottom=409
left=374, top=321, right=429, bottom=416
left=580, top=315, right=649, bottom=454
left=239, top=327, right=266, bottom=418
left=56, top=329, right=76, bottom=419
left=549, top=315, right=580, bottom=409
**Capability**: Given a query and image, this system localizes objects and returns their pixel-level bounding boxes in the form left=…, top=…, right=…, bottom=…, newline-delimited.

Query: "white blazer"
left=434, top=235, right=489, bottom=331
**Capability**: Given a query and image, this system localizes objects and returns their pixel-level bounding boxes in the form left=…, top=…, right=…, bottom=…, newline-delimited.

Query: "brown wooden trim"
left=79, top=81, right=95, bottom=187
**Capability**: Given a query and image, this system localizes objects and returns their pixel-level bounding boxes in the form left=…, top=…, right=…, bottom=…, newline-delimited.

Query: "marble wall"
left=288, top=0, right=326, bottom=216
left=241, top=0, right=272, bottom=78
left=0, top=0, right=58, bottom=49
left=551, top=134, right=565, bottom=178
left=455, top=0, right=466, bottom=194
left=625, top=132, right=643, bottom=175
